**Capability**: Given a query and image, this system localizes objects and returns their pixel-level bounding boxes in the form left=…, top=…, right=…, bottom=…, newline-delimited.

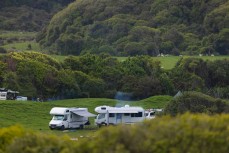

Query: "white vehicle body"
left=49, top=107, right=96, bottom=130
left=16, top=96, right=27, bottom=101
left=145, top=109, right=163, bottom=119
left=95, top=105, right=145, bottom=126
left=0, top=92, right=7, bottom=100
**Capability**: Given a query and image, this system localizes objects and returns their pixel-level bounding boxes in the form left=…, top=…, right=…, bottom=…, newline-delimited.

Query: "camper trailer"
left=49, top=107, right=96, bottom=130
left=0, top=92, right=7, bottom=100
left=94, top=105, right=145, bottom=126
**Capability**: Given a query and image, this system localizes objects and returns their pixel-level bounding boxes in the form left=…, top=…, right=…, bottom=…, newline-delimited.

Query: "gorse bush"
left=1, top=114, right=229, bottom=153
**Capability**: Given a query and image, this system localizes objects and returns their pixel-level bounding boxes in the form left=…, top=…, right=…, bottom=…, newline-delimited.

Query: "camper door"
left=116, top=113, right=122, bottom=124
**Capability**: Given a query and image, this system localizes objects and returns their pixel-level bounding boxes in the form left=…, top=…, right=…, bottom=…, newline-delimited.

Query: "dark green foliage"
left=207, top=59, right=229, bottom=88
left=0, top=47, right=7, bottom=53
left=0, top=52, right=228, bottom=100
left=164, top=91, right=229, bottom=116
left=37, top=0, right=229, bottom=55
left=214, top=28, right=229, bottom=55
left=0, top=0, right=74, bottom=31
left=171, top=57, right=229, bottom=98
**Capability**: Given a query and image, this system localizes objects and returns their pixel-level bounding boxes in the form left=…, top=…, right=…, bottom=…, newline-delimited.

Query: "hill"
left=0, top=0, right=74, bottom=31
left=38, top=0, right=229, bottom=56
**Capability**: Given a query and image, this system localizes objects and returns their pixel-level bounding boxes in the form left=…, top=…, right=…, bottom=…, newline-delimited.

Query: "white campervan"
left=0, top=92, right=7, bottom=100
left=49, top=107, right=96, bottom=130
left=94, top=105, right=145, bottom=127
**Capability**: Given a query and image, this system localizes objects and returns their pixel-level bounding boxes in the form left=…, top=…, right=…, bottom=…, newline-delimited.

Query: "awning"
left=71, top=110, right=96, bottom=117
left=108, top=110, right=139, bottom=113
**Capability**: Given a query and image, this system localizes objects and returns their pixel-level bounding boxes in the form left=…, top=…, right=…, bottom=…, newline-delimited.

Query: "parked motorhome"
left=0, top=92, right=7, bottom=100
left=94, top=105, right=145, bottom=126
left=49, top=107, right=96, bottom=130
left=0, top=88, right=19, bottom=100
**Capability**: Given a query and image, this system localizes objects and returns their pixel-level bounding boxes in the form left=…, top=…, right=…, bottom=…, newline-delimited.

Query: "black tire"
left=79, top=125, right=84, bottom=129
left=60, top=125, right=65, bottom=131
left=98, top=123, right=107, bottom=128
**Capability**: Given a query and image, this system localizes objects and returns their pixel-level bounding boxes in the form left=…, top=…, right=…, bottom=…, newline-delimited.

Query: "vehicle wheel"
left=60, top=125, right=65, bottom=131
left=98, top=123, right=107, bottom=128
left=79, top=125, right=84, bottom=129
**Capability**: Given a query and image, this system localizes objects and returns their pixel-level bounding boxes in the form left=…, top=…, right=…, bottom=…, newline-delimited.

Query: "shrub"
left=0, top=47, right=7, bottom=53
left=75, top=113, right=229, bottom=153
left=164, top=91, right=229, bottom=116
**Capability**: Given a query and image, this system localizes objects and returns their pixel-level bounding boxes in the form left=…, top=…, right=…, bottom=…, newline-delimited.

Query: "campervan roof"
left=95, top=105, right=144, bottom=113
left=50, top=107, right=68, bottom=115
left=50, top=107, right=96, bottom=117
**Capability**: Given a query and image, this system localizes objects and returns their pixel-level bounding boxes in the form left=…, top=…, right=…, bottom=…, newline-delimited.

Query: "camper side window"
left=109, top=113, right=115, bottom=117
left=131, top=112, right=143, bottom=117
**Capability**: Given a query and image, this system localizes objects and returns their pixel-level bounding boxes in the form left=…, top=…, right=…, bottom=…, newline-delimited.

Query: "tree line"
left=0, top=52, right=228, bottom=100
left=38, top=0, right=229, bottom=56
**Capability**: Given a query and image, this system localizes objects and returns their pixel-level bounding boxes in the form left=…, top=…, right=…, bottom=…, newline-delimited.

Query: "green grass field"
left=0, top=96, right=172, bottom=137
left=117, top=56, right=229, bottom=69
left=2, top=41, right=41, bottom=51
left=0, top=31, right=36, bottom=39
left=49, top=55, right=229, bottom=70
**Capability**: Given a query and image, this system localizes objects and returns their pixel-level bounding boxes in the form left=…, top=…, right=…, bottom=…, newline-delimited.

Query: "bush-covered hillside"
left=38, top=0, right=229, bottom=55
left=0, top=0, right=74, bottom=31
left=0, top=52, right=228, bottom=100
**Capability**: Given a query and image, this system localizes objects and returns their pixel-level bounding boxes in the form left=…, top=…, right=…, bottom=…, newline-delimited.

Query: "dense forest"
left=37, top=0, right=229, bottom=56
left=0, top=52, right=228, bottom=100
left=0, top=0, right=74, bottom=31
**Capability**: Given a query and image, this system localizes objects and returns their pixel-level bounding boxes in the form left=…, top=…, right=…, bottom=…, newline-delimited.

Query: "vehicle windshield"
left=53, top=115, right=64, bottom=120
left=97, top=113, right=105, bottom=119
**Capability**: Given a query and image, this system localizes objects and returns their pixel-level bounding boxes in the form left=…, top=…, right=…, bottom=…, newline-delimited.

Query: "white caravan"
left=49, top=107, right=96, bottom=130
left=95, top=105, right=145, bottom=126
left=0, top=92, right=7, bottom=100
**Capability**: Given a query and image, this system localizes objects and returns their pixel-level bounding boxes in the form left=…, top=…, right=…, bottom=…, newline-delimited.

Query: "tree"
left=214, top=28, right=229, bottom=55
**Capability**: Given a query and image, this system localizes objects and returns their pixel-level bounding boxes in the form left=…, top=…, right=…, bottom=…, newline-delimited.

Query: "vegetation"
left=164, top=91, right=229, bottom=116
left=0, top=0, right=74, bottom=31
left=1, top=114, right=229, bottom=153
left=0, top=52, right=228, bottom=100
left=2, top=42, right=40, bottom=52
left=37, top=0, right=229, bottom=56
